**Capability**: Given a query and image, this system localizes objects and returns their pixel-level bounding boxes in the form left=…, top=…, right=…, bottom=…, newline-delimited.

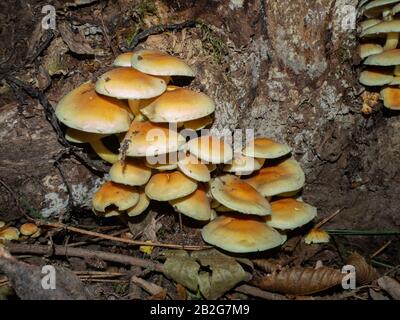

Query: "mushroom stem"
left=89, top=139, right=119, bottom=164
left=384, top=32, right=399, bottom=50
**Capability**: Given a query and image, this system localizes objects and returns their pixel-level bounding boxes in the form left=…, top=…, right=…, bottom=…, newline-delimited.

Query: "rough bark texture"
left=0, top=0, right=399, bottom=258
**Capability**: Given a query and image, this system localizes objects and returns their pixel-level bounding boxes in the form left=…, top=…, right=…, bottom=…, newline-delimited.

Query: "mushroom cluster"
left=359, top=0, right=400, bottom=111
left=55, top=49, right=318, bottom=254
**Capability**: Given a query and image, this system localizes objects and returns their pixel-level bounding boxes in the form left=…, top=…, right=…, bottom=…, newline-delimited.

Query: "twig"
left=326, top=229, right=400, bottom=236
left=127, top=20, right=197, bottom=50
left=130, top=275, right=165, bottom=296
left=235, top=284, right=288, bottom=300
left=6, top=243, right=163, bottom=272
left=41, top=221, right=211, bottom=251
left=67, top=228, right=129, bottom=247
left=370, top=240, right=392, bottom=259
left=315, top=208, right=342, bottom=229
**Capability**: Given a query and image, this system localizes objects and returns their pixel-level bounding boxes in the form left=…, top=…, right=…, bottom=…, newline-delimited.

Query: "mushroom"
left=19, top=223, right=39, bottom=236
left=92, top=181, right=140, bottom=212
left=95, top=67, right=167, bottom=100
left=244, top=158, right=305, bottom=197
left=201, top=215, right=287, bottom=253
left=177, top=153, right=211, bottom=182
left=140, top=87, right=215, bottom=123
left=145, top=152, right=180, bottom=171
left=304, top=228, right=330, bottom=244
left=359, top=69, right=394, bottom=85
left=223, top=153, right=262, bottom=175
left=122, top=120, right=186, bottom=157
left=361, top=20, right=400, bottom=50
left=361, top=0, right=400, bottom=19
left=187, top=135, right=233, bottom=164
left=0, top=227, right=20, bottom=241
left=170, top=186, right=213, bottom=221
left=210, top=175, right=272, bottom=216
left=359, top=18, right=382, bottom=32
left=131, top=49, right=195, bottom=77
left=126, top=190, right=150, bottom=217
left=112, top=52, right=134, bottom=67
left=109, top=159, right=152, bottom=186
left=242, top=137, right=291, bottom=159
left=182, top=115, right=214, bottom=131
left=380, top=86, right=400, bottom=109
left=359, top=43, right=384, bottom=59
left=145, top=171, right=197, bottom=201
left=266, top=198, right=317, bottom=230
left=55, top=82, right=132, bottom=164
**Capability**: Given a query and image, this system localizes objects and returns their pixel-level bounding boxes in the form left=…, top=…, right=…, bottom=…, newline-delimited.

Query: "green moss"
left=197, top=21, right=228, bottom=65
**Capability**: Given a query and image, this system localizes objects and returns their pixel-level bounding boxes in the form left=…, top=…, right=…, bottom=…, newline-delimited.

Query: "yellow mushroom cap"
left=359, top=19, right=381, bottom=32
left=364, top=49, right=400, bottom=66
left=201, top=215, right=287, bottom=253
left=380, top=87, right=400, bottom=109
left=359, top=44, right=383, bottom=59
left=93, top=208, right=121, bottom=218
left=145, top=171, right=197, bottom=201
left=178, top=153, right=211, bottom=182
left=92, top=181, right=139, bottom=212
left=242, top=137, right=291, bottom=159
left=20, top=223, right=39, bottom=236
left=126, top=190, right=150, bottom=217
left=122, top=121, right=186, bottom=157
left=266, top=198, right=317, bottom=230
left=55, top=82, right=132, bottom=134
left=245, top=158, right=305, bottom=197
left=0, top=221, right=5, bottom=228
left=141, top=87, right=215, bottom=123
left=361, top=0, right=400, bottom=17
left=109, top=159, right=152, bottom=186
left=304, top=228, right=330, bottom=244
left=183, top=115, right=213, bottom=131
left=145, top=152, right=179, bottom=171
left=0, top=227, right=20, bottom=241
left=170, top=187, right=212, bottom=221
left=95, top=67, right=167, bottom=99
left=112, top=52, right=134, bottom=67
left=65, top=128, right=110, bottom=143
left=211, top=175, right=271, bottom=216
left=223, top=153, right=262, bottom=175
left=131, top=49, right=195, bottom=77
left=187, top=135, right=233, bottom=164
left=359, top=69, right=393, bottom=86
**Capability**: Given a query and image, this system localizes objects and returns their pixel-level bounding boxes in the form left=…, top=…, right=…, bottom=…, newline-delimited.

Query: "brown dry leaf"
left=253, top=259, right=282, bottom=273
left=176, top=283, right=188, bottom=300
left=59, top=22, right=97, bottom=55
left=149, top=289, right=168, bottom=300
left=377, top=276, right=400, bottom=300
left=255, top=266, right=343, bottom=295
left=345, top=252, right=379, bottom=285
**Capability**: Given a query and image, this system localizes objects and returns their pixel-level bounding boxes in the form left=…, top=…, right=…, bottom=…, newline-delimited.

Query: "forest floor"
left=0, top=0, right=399, bottom=300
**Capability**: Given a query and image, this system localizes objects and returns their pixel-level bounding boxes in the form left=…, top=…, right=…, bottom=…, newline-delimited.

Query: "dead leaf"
left=176, top=283, right=187, bottom=300
left=42, top=37, right=69, bottom=76
left=162, top=249, right=247, bottom=299
left=253, top=259, right=282, bottom=273
left=0, top=247, right=91, bottom=300
left=377, top=276, right=400, bottom=300
left=345, top=252, right=379, bottom=285
left=255, top=266, right=343, bottom=295
left=59, top=22, right=97, bottom=55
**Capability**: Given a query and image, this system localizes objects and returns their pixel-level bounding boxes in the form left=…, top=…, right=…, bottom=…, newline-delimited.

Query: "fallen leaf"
left=176, top=283, right=187, bottom=300
left=59, top=22, right=97, bottom=55
left=377, top=276, right=400, bottom=300
left=42, top=37, right=69, bottom=76
left=253, top=259, right=282, bottom=273
left=345, top=252, right=379, bottom=285
left=254, top=266, right=343, bottom=295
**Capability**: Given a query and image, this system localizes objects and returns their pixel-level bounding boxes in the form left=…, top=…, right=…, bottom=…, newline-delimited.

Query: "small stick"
left=130, top=275, right=165, bottom=296
left=315, top=208, right=342, bottom=229
left=235, top=284, right=288, bottom=300
left=41, top=221, right=210, bottom=251
left=370, top=240, right=392, bottom=259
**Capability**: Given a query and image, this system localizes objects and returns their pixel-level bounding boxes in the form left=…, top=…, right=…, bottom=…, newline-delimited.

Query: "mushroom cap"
left=266, top=198, right=317, bottom=230
left=126, top=190, right=150, bottom=217
left=145, top=171, right=197, bottom=201
left=359, top=18, right=381, bottom=32
left=361, top=0, right=400, bottom=13
left=380, top=87, right=400, bottom=109
left=131, top=49, right=195, bottom=77
left=95, top=67, right=167, bottom=99
left=304, top=228, right=330, bottom=244
left=112, top=52, right=134, bottom=67
left=110, top=159, right=152, bottom=186
left=361, top=20, right=400, bottom=36
left=223, top=153, right=262, bottom=175
left=359, top=44, right=383, bottom=59
left=19, top=223, right=39, bottom=236
left=122, top=121, right=186, bottom=157
left=210, top=175, right=272, bottom=216
left=65, top=128, right=110, bottom=143
left=0, top=221, right=5, bottom=228
left=187, top=135, right=233, bottom=164
left=359, top=69, right=394, bottom=86
left=141, top=87, right=215, bottom=123
left=242, top=138, right=291, bottom=159
left=92, top=181, right=140, bottom=212
left=201, top=215, right=287, bottom=253
left=145, top=152, right=179, bottom=171
left=182, top=115, right=213, bottom=131
left=170, top=187, right=212, bottom=221
left=93, top=208, right=121, bottom=218
left=364, top=49, right=400, bottom=66
left=0, top=227, right=20, bottom=241
left=245, top=158, right=305, bottom=197
left=178, top=153, right=211, bottom=182
left=55, top=82, right=132, bottom=134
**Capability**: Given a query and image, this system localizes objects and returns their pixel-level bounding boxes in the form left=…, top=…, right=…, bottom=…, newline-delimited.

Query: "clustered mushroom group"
left=55, top=49, right=321, bottom=254
left=359, top=0, right=400, bottom=111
